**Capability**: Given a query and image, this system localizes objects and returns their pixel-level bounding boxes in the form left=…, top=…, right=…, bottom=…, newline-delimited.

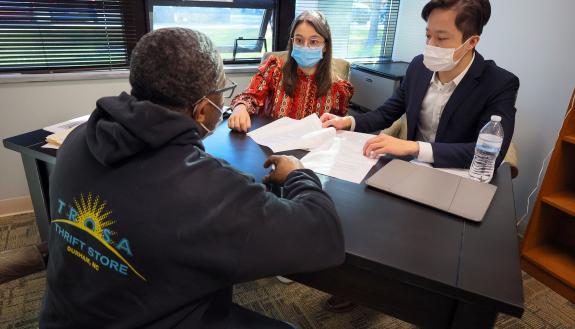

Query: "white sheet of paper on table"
left=301, top=130, right=378, bottom=184
left=247, top=114, right=331, bottom=152
left=42, top=126, right=78, bottom=150
left=269, top=127, right=336, bottom=152
left=41, top=143, right=60, bottom=150
left=43, top=115, right=90, bottom=133
left=247, top=114, right=379, bottom=184
left=409, top=159, right=472, bottom=179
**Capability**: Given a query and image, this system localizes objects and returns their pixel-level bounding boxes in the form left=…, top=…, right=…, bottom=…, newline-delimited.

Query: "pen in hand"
left=263, top=155, right=303, bottom=184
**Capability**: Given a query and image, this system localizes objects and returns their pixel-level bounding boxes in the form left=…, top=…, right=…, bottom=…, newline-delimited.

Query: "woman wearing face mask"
left=228, top=10, right=353, bottom=133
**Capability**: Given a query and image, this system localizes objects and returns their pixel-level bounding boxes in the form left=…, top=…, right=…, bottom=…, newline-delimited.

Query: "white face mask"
left=193, top=96, right=224, bottom=138
left=423, top=38, right=472, bottom=72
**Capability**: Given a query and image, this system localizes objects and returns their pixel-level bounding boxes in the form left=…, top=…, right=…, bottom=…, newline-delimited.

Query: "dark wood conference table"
left=3, top=116, right=523, bottom=328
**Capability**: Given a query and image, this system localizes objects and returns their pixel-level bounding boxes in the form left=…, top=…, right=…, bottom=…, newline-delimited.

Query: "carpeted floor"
left=0, top=212, right=44, bottom=329
left=1, top=212, right=574, bottom=329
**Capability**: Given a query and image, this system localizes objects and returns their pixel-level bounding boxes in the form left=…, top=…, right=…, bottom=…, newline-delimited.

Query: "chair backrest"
left=382, top=114, right=408, bottom=140
left=0, top=242, right=47, bottom=285
left=260, top=51, right=351, bottom=81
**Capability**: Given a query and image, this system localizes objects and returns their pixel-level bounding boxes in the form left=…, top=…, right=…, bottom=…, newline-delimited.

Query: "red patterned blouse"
left=230, top=55, right=354, bottom=119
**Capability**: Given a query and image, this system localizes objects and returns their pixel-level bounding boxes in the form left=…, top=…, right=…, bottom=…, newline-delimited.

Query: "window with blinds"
left=0, top=0, right=140, bottom=73
left=295, top=0, right=400, bottom=61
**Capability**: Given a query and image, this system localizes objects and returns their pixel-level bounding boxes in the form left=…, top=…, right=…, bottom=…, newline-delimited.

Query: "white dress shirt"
left=415, top=53, right=475, bottom=163
left=348, top=53, right=475, bottom=163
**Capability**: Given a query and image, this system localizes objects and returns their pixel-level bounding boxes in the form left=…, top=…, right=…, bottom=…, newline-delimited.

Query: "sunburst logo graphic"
left=74, top=193, right=116, bottom=242
left=52, top=193, right=147, bottom=281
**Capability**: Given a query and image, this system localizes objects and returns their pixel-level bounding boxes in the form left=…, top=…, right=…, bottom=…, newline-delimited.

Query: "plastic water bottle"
left=469, top=115, right=504, bottom=183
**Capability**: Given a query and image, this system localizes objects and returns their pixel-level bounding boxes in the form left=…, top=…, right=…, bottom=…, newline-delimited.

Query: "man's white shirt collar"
left=429, top=52, right=476, bottom=87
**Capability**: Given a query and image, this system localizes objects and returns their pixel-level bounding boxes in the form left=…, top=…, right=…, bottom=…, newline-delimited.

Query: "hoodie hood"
left=86, top=92, right=204, bottom=166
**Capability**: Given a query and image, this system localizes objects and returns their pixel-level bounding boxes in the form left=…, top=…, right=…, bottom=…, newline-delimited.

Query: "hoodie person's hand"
left=263, top=155, right=304, bottom=184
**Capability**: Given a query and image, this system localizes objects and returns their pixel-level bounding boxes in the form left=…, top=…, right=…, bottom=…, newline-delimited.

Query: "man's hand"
left=228, top=104, right=252, bottom=133
left=363, top=133, right=420, bottom=158
left=263, top=155, right=304, bottom=184
left=320, top=113, right=352, bottom=130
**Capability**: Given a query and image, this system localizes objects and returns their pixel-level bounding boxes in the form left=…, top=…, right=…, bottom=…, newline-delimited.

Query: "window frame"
left=146, top=0, right=278, bottom=65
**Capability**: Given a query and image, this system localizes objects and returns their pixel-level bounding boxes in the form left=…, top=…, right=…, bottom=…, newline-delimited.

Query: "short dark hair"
left=129, top=28, right=223, bottom=111
left=421, top=0, right=491, bottom=40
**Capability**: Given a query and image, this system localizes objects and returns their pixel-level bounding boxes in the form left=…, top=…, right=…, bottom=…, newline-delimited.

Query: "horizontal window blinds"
left=0, top=0, right=139, bottom=73
left=295, top=0, right=400, bottom=60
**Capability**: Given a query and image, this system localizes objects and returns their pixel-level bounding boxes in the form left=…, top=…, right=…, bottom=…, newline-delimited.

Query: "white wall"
left=481, top=0, right=575, bottom=232
left=393, top=0, right=427, bottom=62
left=0, top=72, right=253, bottom=201
left=392, top=0, right=575, bottom=232
left=0, top=78, right=129, bottom=200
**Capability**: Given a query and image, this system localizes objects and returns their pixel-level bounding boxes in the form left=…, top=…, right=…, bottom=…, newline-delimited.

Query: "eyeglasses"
left=204, top=97, right=226, bottom=115
left=213, top=77, right=237, bottom=99
left=192, top=96, right=225, bottom=115
left=292, top=36, right=325, bottom=48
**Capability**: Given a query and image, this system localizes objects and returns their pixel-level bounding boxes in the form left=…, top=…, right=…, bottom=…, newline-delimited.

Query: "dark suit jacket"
left=353, top=52, right=519, bottom=169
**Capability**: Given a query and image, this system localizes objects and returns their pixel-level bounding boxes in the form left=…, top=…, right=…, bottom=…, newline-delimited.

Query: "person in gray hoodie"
left=40, top=28, right=344, bottom=329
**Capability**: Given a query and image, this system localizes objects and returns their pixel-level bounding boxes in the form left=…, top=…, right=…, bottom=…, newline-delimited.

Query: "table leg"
left=449, top=300, right=497, bottom=329
left=21, top=154, right=52, bottom=242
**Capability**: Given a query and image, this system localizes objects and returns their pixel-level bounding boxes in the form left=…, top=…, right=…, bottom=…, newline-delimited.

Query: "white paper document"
left=247, top=114, right=378, bottom=184
left=410, top=159, right=472, bottom=179
left=301, top=131, right=378, bottom=184
left=41, top=143, right=60, bottom=150
left=247, top=114, right=331, bottom=152
left=43, top=115, right=89, bottom=133
left=43, top=127, right=77, bottom=149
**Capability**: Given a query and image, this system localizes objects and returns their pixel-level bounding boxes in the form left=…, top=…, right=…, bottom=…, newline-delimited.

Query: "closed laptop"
left=366, top=159, right=497, bottom=222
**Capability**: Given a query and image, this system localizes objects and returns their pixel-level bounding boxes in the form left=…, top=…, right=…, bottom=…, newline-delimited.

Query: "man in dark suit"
left=321, top=0, right=519, bottom=169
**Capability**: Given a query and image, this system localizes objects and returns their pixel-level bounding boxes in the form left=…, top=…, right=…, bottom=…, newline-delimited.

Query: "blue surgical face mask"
left=291, top=44, right=324, bottom=69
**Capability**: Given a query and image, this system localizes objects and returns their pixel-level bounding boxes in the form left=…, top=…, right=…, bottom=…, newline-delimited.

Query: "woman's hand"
left=228, top=104, right=252, bottom=133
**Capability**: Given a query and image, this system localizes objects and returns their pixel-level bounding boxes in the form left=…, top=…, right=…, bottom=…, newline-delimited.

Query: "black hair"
left=129, top=28, right=223, bottom=111
left=422, top=0, right=491, bottom=40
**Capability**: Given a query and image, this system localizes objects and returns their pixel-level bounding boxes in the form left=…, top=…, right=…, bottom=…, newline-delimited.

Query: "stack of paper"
left=301, top=131, right=378, bottom=184
left=247, top=114, right=378, bottom=184
left=44, top=128, right=76, bottom=149
left=247, top=114, right=335, bottom=152
left=43, top=115, right=89, bottom=133
left=42, top=115, right=89, bottom=149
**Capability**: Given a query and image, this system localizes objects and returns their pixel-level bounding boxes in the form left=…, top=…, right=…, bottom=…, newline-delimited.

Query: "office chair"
left=0, top=242, right=48, bottom=285
left=260, top=51, right=351, bottom=81
left=382, top=114, right=520, bottom=178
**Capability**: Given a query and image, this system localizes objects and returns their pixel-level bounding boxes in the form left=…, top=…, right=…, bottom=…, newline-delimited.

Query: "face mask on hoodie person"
left=193, top=96, right=224, bottom=138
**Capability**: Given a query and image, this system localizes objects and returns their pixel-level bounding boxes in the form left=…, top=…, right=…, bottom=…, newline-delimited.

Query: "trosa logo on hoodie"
left=52, top=193, right=147, bottom=281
